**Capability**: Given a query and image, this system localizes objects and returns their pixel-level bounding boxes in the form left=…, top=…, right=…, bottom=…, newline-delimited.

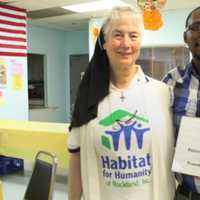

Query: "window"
left=28, top=53, right=46, bottom=109
left=137, top=46, right=190, bottom=80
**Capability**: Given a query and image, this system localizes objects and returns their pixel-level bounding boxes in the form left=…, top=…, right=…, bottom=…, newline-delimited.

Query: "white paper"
left=172, top=116, right=200, bottom=176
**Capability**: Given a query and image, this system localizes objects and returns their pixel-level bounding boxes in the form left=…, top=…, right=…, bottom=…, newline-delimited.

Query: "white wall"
left=142, top=8, right=194, bottom=47
left=0, top=57, right=28, bottom=120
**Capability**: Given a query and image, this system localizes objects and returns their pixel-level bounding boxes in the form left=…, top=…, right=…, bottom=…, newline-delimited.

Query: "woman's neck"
left=110, top=65, right=138, bottom=89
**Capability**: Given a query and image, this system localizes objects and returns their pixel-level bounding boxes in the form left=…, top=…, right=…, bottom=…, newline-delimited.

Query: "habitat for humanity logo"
left=99, top=110, right=151, bottom=188
left=99, top=109, right=150, bottom=151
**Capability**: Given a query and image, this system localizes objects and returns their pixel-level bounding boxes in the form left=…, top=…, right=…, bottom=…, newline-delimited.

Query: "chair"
left=24, top=151, right=57, bottom=200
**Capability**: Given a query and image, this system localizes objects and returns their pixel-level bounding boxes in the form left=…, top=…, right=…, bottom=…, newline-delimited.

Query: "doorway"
left=70, top=54, right=89, bottom=117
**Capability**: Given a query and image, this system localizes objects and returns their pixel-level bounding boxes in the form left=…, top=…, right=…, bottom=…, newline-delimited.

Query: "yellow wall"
left=0, top=120, right=69, bottom=168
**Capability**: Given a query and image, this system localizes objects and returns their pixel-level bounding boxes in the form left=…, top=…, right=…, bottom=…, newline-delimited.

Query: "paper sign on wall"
left=12, top=60, right=24, bottom=90
left=0, top=58, right=7, bottom=88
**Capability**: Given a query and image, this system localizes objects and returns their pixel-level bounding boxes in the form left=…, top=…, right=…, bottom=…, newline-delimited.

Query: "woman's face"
left=103, top=12, right=142, bottom=71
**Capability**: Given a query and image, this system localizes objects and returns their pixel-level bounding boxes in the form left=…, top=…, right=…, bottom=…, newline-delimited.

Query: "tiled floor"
left=1, top=170, right=68, bottom=200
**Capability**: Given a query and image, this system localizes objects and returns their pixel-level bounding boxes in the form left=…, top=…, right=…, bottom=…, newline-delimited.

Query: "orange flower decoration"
left=91, top=26, right=100, bottom=45
left=143, top=7, right=163, bottom=30
left=138, top=0, right=167, bottom=30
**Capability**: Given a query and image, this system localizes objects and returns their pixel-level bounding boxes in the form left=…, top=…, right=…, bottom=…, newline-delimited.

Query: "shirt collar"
left=181, top=62, right=200, bottom=82
left=110, top=65, right=149, bottom=92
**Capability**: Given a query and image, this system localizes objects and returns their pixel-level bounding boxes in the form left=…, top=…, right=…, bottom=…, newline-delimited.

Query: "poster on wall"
left=11, top=59, right=24, bottom=90
left=0, top=4, right=28, bottom=120
left=0, top=58, right=7, bottom=87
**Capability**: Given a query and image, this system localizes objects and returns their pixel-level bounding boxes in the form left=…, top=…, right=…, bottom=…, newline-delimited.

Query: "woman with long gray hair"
left=68, top=5, right=175, bottom=200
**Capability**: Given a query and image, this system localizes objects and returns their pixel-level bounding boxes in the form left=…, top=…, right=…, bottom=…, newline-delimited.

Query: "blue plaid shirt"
left=163, top=62, right=200, bottom=193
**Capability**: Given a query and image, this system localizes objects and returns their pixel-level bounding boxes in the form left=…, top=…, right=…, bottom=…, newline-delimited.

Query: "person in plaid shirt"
left=163, top=6, right=200, bottom=200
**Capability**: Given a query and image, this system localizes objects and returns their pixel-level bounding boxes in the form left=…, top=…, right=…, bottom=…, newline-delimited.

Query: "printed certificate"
left=172, top=116, right=200, bottom=176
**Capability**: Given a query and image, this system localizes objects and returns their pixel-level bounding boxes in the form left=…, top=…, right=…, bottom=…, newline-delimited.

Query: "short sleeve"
left=68, top=127, right=80, bottom=153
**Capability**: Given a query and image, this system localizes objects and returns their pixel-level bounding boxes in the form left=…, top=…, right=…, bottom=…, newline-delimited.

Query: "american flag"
left=0, top=4, right=27, bottom=57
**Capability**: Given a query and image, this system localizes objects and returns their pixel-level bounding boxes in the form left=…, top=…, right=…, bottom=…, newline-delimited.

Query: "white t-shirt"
left=69, top=68, right=153, bottom=200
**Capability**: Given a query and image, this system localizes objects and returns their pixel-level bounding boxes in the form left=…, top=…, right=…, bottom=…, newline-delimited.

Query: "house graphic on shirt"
left=99, top=109, right=150, bottom=151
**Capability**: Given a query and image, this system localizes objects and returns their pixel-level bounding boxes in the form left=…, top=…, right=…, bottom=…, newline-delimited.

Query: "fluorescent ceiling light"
left=62, top=0, right=129, bottom=13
